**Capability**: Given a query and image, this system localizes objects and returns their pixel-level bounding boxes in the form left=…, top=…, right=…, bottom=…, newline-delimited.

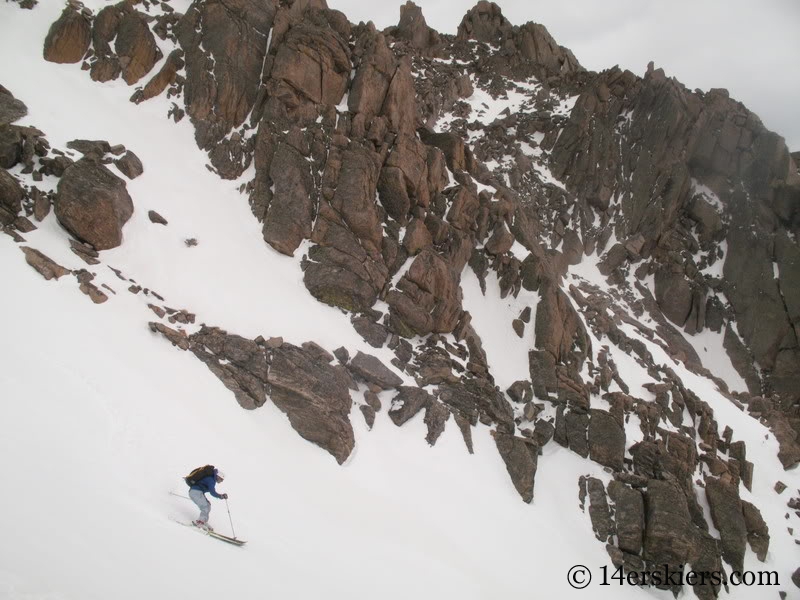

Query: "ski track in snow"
left=1, top=3, right=799, bottom=600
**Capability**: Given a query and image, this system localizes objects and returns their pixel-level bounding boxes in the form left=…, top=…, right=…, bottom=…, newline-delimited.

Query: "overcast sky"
left=329, top=0, right=800, bottom=151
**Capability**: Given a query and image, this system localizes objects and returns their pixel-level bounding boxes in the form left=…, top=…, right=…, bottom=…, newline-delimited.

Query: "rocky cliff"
left=3, top=0, right=799, bottom=596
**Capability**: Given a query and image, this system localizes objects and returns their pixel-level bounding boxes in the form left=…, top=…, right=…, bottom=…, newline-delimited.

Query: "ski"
left=172, top=519, right=247, bottom=546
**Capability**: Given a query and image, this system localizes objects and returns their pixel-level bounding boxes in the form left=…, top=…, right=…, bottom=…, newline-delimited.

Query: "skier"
left=187, top=466, right=228, bottom=531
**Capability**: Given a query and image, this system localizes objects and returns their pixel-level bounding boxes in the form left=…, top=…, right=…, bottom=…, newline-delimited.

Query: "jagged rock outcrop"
left=391, top=1, right=441, bottom=51
left=36, top=3, right=797, bottom=595
left=54, top=158, right=134, bottom=250
left=176, top=0, right=278, bottom=151
left=495, top=432, right=537, bottom=503
left=268, top=343, right=355, bottom=464
left=456, top=1, right=581, bottom=78
left=151, top=324, right=356, bottom=464
left=21, top=247, right=70, bottom=280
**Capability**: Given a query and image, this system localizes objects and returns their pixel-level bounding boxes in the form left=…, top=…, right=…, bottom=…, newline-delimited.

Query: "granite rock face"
left=37, top=4, right=799, bottom=596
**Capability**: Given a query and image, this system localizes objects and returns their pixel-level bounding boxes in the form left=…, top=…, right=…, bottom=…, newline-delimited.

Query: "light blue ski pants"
left=188, top=488, right=211, bottom=523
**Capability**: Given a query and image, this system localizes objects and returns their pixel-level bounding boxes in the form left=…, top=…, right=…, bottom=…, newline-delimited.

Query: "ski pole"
left=170, top=491, right=190, bottom=500
left=225, top=498, right=237, bottom=540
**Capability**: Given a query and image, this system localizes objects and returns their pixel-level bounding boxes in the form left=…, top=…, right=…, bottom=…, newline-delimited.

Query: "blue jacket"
left=190, top=474, right=224, bottom=499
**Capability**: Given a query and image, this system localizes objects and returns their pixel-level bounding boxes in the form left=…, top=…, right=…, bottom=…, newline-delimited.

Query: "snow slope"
left=1, top=3, right=798, bottom=600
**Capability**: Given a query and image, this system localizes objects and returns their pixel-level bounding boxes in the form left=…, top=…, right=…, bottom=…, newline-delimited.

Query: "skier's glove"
left=221, top=493, right=228, bottom=499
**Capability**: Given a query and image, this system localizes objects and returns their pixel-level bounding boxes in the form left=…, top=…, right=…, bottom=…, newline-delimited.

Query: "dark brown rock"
left=438, top=379, right=514, bottom=427
left=395, top=1, right=438, bottom=50
left=380, top=57, right=417, bottom=134
left=114, top=150, right=144, bottom=179
left=0, top=168, right=24, bottom=225
left=654, top=267, right=693, bottom=326
left=263, top=143, right=315, bottom=256
left=387, top=249, right=463, bottom=337
left=565, top=410, right=589, bottom=458
left=0, top=87, right=27, bottom=125
left=32, top=189, right=51, bottom=222
left=581, top=476, right=615, bottom=542
left=402, top=217, right=433, bottom=255
left=364, top=389, right=381, bottom=411
left=456, top=1, right=512, bottom=45
left=528, top=350, right=557, bottom=399
left=389, top=385, right=431, bottom=426
left=55, top=158, right=134, bottom=250
left=115, top=10, right=160, bottom=85
left=0, top=125, right=23, bottom=169
left=20, top=247, right=70, bottom=280
left=148, top=210, right=168, bottom=225
left=506, top=380, right=532, bottom=404
left=348, top=30, right=396, bottom=129
left=268, top=343, right=355, bottom=464
left=643, top=479, right=699, bottom=575
left=741, top=500, right=769, bottom=562
left=349, top=351, right=403, bottom=390
left=75, top=269, right=108, bottom=304
left=360, top=404, right=375, bottom=429
left=588, top=409, right=625, bottom=471
left=134, top=49, right=184, bottom=103
left=178, top=0, right=277, bottom=149
left=271, top=22, right=350, bottom=106
left=423, top=400, right=450, bottom=445
left=534, top=282, right=591, bottom=366
left=495, top=433, right=537, bottom=503
left=43, top=5, right=91, bottom=64
left=351, top=315, right=388, bottom=348
left=705, top=477, right=747, bottom=572
left=485, top=223, right=514, bottom=255
left=607, top=480, right=644, bottom=554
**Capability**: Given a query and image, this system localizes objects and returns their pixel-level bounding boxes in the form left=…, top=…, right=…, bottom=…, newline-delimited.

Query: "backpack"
left=185, top=464, right=215, bottom=487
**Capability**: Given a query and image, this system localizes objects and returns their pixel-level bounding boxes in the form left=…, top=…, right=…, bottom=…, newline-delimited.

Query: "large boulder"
left=43, top=5, right=91, bottom=64
left=268, top=343, right=355, bottom=464
left=54, top=158, right=134, bottom=250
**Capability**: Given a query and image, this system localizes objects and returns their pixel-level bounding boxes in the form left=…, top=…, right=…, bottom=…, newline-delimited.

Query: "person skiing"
left=186, top=466, right=228, bottom=531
